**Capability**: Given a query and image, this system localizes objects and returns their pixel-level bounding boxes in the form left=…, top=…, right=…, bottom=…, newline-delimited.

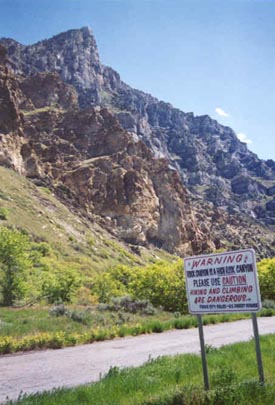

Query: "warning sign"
left=184, top=249, right=261, bottom=314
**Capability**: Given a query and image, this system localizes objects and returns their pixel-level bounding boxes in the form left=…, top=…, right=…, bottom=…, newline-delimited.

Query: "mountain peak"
left=80, top=26, right=93, bottom=35
left=0, top=26, right=102, bottom=105
left=47, top=26, right=96, bottom=45
left=1, top=27, right=275, bottom=255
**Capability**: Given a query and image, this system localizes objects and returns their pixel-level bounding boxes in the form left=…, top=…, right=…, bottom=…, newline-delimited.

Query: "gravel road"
left=1, top=316, right=275, bottom=403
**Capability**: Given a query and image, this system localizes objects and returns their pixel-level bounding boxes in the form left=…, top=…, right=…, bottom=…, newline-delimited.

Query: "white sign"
left=184, top=249, right=261, bottom=314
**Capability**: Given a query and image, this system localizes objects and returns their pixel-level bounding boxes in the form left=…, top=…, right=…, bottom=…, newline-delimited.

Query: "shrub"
left=97, top=296, right=158, bottom=315
left=67, top=309, right=91, bottom=325
left=262, top=299, right=275, bottom=309
left=0, top=227, right=32, bottom=305
left=151, top=321, right=165, bottom=333
left=258, top=258, right=275, bottom=300
left=49, top=304, right=67, bottom=317
left=30, top=242, right=51, bottom=257
left=47, top=332, right=66, bottom=349
left=75, top=286, right=97, bottom=306
left=0, top=336, right=15, bottom=354
left=259, top=308, right=274, bottom=317
left=93, top=259, right=187, bottom=313
left=97, top=303, right=109, bottom=311
left=116, top=311, right=131, bottom=324
left=41, top=261, right=81, bottom=304
left=128, top=260, right=187, bottom=312
left=49, top=304, right=92, bottom=324
left=173, top=318, right=193, bottom=329
left=173, top=311, right=181, bottom=318
left=0, top=207, right=8, bottom=220
left=93, top=272, right=127, bottom=302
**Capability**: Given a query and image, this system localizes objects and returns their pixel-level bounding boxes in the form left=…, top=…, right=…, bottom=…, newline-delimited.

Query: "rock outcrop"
left=0, top=51, right=213, bottom=255
left=0, top=45, right=26, bottom=172
left=1, top=27, right=274, bottom=230
left=0, top=28, right=275, bottom=257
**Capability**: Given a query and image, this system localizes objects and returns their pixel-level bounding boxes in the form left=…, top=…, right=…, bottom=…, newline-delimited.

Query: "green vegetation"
left=0, top=227, right=84, bottom=306
left=0, top=227, right=31, bottom=305
left=1, top=165, right=275, bottom=355
left=0, top=165, right=168, bottom=275
left=0, top=207, right=8, bottom=220
left=0, top=304, right=273, bottom=354
left=0, top=225, right=181, bottom=308
left=21, top=105, right=63, bottom=116
left=8, top=334, right=275, bottom=404
left=0, top=210, right=275, bottom=353
left=93, top=259, right=186, bottom=312
left=258, top=258, right=275, bottom=300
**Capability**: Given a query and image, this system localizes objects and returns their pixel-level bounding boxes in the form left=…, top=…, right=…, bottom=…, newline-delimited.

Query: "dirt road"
left=1, top=317, right=275, bottom=403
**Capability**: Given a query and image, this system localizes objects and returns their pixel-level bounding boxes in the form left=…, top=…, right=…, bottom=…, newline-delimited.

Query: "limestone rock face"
left=19, top=72, right=78, bottom=111
left=30, top=107, right=212, bottom=254
left=0, top=46, right=23, bottom=134
left=0, top=28, right=275, bottom=257
left=2, top=28, right=274, bottom=230
left=0, top=53, right=213, bottom=254
left=0, top=45, right=25, bottom=172
left=1, top=27, right=102, bottom=106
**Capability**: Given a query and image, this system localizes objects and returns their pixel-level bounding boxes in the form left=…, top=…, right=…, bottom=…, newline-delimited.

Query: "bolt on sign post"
left=184, top=249, right=264, bottom=389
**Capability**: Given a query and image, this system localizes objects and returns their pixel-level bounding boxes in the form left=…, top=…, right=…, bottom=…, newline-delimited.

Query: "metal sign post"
left=197, top=315, right=210, bottom=390
left=252, top=313, right=265, bottom=384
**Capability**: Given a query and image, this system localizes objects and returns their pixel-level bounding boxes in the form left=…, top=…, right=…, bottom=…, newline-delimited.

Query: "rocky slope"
left=1, top=27, right=274, bottom=231
left=0, top=45, right=213, bottom=255
left=0, top=28, right=275, bottom=257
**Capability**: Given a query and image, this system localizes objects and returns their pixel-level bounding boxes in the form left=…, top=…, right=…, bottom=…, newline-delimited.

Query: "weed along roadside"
left=1, top=256, right=275, bottom=355
left=2, top=318, right=275, bottom=405
left=0, top=306, right=274, bottom=355
left=1, top=249, right=275, bottom=404
left=1, top=248, right=275, bottom=402
left=184, top=249, right=264, bottom=390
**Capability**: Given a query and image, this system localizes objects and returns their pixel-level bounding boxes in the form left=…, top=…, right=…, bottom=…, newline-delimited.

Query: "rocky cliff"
left=0, top=44, right=213, bottom=255
left=0, top=28, right=275, bottom=257
left=1, top=27, right=274, bottom=230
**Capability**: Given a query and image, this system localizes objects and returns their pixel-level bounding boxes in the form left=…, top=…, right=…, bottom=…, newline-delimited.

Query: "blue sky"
left=0, top=0, right=274, bottom=160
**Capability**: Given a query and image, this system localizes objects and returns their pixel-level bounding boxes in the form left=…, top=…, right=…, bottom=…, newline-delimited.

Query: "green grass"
left=0, top=305, right=273, bottom=354
left=0, top=166, right=171, bottom=274
left=0, top=306, right=246, bottom=339
left=7, top=334, right=275, bottom=404
left=0, top=306, right=173, bottom=338
left=21, top=106, right=63, bottom=116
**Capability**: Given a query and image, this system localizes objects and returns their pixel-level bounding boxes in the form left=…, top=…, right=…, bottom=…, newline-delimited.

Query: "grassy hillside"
left=1, top=165, right=275, bottom=357
left=0, top=165, right=174, bottom=274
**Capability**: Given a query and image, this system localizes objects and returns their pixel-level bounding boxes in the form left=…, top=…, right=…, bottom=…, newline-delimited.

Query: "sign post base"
left=197, top=315, right=210, bottom=390
left=252, top=313, right=264, bottom=385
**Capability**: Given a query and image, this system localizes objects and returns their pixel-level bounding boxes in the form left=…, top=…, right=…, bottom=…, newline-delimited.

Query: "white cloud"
left=215, top=107, right=230, bottom=117
left=237, top=133, right=253, bottom=144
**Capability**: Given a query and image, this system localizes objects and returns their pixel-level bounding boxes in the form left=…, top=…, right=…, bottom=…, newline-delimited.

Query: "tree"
left=40, top=257, right=81, bottom=303
left=0, top=227, right=31, bottom=306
